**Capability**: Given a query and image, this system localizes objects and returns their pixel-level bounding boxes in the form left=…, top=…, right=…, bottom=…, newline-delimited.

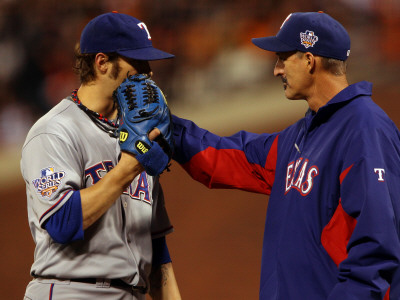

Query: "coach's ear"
left=304, top=52, right=316, bottom=74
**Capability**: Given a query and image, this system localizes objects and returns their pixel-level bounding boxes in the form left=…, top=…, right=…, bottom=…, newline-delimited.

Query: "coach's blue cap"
left=252, top=12, right=350, bottom=61
left=80, top=12, right=174, bottom=60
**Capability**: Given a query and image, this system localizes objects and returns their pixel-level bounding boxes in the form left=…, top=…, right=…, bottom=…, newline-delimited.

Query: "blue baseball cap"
left=80, top=12, right=174, bottom=60
left=252, top=12, right=350, bottom=61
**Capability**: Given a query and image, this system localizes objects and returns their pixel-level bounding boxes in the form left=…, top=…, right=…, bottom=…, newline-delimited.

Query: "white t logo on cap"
left=138, top=22, right=151, bottom=40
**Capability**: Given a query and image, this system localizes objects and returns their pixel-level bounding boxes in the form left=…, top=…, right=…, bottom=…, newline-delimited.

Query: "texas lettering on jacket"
left=285, top=157, right=319, bottom=196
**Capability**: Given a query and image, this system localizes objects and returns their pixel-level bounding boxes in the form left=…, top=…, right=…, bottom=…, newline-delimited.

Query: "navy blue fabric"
left=80, top=12, right=174, bottom=60
left=44, top=191, right=84, bottom=244
left=172, top=81, right=400, bottom=299
left=152, top=236, right=171, bottom=267
left=252, top=12, right=351, bottom=61
left=172, top=115, right=275, bottom=168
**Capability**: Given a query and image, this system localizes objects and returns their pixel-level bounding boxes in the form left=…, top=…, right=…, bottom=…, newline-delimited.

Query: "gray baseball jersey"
left=20, top=97, right=173, bottom=289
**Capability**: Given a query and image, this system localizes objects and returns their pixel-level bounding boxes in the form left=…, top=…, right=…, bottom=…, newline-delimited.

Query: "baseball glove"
left=113, top=73, right=173, bottom=176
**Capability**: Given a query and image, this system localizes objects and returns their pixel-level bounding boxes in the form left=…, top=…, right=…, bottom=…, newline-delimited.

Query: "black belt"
left=69, top=278, right=146, bottom=294
left=72, top=278, right=146, bottom=294
left=34, top=276, right=146, bottom=294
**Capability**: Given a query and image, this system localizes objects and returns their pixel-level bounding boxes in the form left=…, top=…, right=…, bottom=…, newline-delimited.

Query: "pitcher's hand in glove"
left=113, top=73, right=173, bottom=176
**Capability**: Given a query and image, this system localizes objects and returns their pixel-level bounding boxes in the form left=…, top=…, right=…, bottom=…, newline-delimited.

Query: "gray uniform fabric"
left=24, top=278, right=147, bottom=300
left=21, top=97, right=173, bottom=297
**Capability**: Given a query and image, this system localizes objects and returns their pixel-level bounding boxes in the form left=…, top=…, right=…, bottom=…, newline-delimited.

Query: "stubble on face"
left=109, top=60, right=122, bottom=80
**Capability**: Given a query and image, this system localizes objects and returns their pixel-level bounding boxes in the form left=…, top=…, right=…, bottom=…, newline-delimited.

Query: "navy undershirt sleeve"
left=152, top=236, right=171, bottom=267
left=44, top=191, right=84, bottom=244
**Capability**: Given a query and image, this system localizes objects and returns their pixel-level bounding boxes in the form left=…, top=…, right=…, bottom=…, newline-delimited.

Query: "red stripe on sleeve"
left=384, top=288, right=390, bottom=300
left=321, top=164, right=356, bottom=266
left=323, top=164, right=391, bottom=299
left=182, top=137, right=279, bottom=195
left=321, top=199, right=357, bottom=266
left=339, top=164, right=353, bottom=184
left=263, top=135, right=279, bottom=189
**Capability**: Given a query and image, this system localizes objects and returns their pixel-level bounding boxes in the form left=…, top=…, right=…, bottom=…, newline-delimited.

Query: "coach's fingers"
left=148, top=128, right=161, bottom=141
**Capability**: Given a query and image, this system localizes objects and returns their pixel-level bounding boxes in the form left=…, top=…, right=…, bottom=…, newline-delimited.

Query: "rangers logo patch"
left=32, top=167, right=65, bottom=197
left=300, top=30, right=318, bottom=48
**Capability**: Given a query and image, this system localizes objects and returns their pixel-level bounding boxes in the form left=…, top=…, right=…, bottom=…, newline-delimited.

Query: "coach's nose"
left=274, top=58, right=284, bottom=77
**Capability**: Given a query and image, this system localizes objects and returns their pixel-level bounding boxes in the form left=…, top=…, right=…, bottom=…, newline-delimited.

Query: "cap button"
left=318, top=11, right=324, bottom=13
left=112, top=10, right=118, bottom=13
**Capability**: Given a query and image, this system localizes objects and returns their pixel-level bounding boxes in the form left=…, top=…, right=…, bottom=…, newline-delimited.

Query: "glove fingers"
left=114, top=73, right=174, bottom=176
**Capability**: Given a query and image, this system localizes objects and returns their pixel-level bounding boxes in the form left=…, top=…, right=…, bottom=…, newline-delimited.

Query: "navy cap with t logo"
left=252, top=12, right=350, bottom=61
left=80, top=12, right=174, bottom=61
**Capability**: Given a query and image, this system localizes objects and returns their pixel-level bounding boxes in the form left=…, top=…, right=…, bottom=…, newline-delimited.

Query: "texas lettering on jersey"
left=285, top=157, right=319, bottom=196
left=85, top=161, right=151, bottom=204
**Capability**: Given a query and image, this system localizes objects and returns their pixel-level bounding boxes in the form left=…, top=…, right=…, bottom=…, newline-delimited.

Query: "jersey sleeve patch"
left=32, top=167, right=66, bottom=198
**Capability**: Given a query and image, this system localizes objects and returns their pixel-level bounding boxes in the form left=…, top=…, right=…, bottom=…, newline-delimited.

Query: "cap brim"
left=252, top=36, right=296, bottom=53
left=117, top=47, right=175, bottom=61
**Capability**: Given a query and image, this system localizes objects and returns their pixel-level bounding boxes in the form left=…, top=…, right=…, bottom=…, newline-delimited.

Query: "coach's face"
left=273, top=51, right=313, bottom=101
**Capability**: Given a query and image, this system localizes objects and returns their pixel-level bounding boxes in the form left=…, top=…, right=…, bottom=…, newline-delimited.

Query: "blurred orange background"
left=1, top=1, right=399, bottom=299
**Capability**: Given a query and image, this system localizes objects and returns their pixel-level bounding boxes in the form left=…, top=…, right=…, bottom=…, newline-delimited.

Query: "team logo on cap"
left=32, top=167, right=66, bottom=197
left=137, top=22, right=151, bottom=40
left=300, top=30, right=319, bottom=48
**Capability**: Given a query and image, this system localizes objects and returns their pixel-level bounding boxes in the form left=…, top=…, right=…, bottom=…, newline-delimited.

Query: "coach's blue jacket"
left=172, top=81, right=400, bottom=299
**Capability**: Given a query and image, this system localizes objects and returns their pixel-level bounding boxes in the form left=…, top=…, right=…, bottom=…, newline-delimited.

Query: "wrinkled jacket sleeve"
left=172, top=115, right=279, bottom=195
left=328, top=125, right=400, bottom=299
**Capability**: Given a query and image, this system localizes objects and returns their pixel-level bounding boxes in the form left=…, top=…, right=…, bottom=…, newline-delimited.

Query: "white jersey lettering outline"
left=285, top=157, right=319, bottom=196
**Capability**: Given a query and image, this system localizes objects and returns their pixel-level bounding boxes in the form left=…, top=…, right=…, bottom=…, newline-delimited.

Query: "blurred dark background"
left=1, top=0, right=399, bottom=299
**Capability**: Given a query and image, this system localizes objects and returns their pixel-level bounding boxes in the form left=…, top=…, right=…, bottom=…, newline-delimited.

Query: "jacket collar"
left=306, top=81, right=373, bottom=130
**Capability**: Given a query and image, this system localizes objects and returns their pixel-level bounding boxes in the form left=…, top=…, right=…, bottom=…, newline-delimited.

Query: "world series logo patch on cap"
left=300, top=30, right=319, bottom=48
left=32, top=167, right=66, bottom=198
